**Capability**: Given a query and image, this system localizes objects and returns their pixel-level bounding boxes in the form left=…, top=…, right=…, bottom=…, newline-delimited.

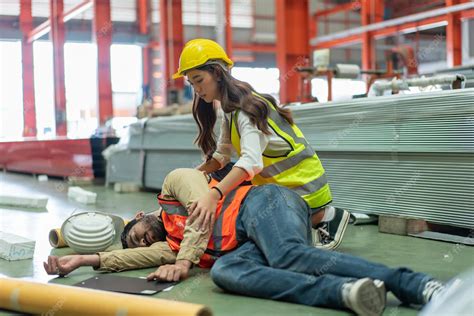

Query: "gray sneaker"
left=342, top=278, right=386, bottom=316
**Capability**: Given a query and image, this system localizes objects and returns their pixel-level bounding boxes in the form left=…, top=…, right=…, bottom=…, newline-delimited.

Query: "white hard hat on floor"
left=61, top=211, right=124, bottom=254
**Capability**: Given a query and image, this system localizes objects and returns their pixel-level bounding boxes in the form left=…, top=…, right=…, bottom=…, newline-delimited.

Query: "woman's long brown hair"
left=192, top=64, right=294, bottom=157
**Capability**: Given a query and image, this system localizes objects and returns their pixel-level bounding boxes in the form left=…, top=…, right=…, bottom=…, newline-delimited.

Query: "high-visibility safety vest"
left=158, top=178, right=253, bottom=268
left=229, top=92, right=332, bottom=209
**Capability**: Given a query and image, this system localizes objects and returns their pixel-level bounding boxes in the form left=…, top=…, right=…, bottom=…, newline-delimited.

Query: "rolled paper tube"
left=334, top=64, right=360, bottom=79
left=49, top=228, right=67, bottom=248
left=49, top=219, right=129, bottom=248
left=0, top=277, right=212, bottom=316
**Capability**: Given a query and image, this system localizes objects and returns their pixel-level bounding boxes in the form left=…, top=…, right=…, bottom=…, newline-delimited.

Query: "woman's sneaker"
left=342, top=278, right=386, bottom=316
left=313, top=207, right=350, bottom=250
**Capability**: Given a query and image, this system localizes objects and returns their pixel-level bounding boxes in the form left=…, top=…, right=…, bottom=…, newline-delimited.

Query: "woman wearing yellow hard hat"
left=175, top=38, right=349, bottom=250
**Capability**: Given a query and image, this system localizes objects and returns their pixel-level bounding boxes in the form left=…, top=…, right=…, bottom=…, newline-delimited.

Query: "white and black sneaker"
left=313, top=207, right=350, bottom=250
left=342, top=278, right=386, bottom=316
left=422, top=280, right=445, bottom=304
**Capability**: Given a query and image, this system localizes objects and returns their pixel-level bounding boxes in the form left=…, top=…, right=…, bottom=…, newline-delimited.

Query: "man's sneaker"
left=313, top=207, right=350, bottom=250
left=422, top=279, right=445, bottom=304
left=342, top=278, right=386, bottom=316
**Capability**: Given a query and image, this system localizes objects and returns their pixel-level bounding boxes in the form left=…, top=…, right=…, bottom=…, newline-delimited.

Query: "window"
left=312, top=78, right=366, bottom=102
left=111, top=44, right=143, bottom=117
left=33, top=41, right=55, bottom=137
left=0, top=41, right=23, bottom=139
left=64, top=42, right=98, bottom=138
left=232, top=67, right=280, bottom=101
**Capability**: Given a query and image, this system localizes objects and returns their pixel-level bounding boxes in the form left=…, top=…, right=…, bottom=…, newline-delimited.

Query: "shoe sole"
left=311, top=227, right=320, bottom=246
left=320, top=209, right=350, bottom=250
left=374, top=280, right=387, bottom=307
left=349, top=278, right=385, bottom=316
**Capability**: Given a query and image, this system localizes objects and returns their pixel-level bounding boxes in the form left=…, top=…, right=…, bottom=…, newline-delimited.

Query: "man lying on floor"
left=44, top=168, right=444, bottom=316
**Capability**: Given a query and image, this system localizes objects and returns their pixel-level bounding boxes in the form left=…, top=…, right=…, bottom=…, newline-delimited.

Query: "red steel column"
left=137, top=0, right=150, bottom=88
left=361, top=0, right=374, bottom=71
left=50, top=0, right=67, bottom=136
left=160, top=0, right=184, bottom=106
left=225, top=0, right=233, bottom=59
left=446, top=0, right=462, bottom=67
left=93, top=0, right=113, bottom=125
left=20, top=0, right=37, bottom=137
left=275, top=0, right=309, bottom=104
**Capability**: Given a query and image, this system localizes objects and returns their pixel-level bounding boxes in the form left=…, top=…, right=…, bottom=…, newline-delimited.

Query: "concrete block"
left=0, top=232, right=35, bottom=261
left=0, top=194, right=48, bottom=209
left=114, top=182, right=140, bottom=193
left=407, top=219, right=429, bottom=234
left=67, top=187, right=97, bottom=204
left=379, top=216, right=408, bottom=235
left=379, top=215, right=428, bottom=236
left=37, top=175, right=48, bottom=182
left=68, top=177, right=94, bottom=186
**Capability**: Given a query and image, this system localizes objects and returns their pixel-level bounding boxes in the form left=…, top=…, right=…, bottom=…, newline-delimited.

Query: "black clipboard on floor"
left=74, top=275, right=176, bottom=295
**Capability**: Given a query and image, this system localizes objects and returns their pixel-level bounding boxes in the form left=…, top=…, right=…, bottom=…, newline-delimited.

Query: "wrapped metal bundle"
left=292, top=88, right=474, bottom=229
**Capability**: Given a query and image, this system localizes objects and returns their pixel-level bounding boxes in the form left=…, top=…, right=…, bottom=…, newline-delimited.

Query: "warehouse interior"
left=0, top=0, right=473, bottom=315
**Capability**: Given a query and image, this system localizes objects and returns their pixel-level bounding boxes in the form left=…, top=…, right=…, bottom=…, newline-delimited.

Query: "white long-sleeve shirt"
left=212, top=109, right=291, bottom=180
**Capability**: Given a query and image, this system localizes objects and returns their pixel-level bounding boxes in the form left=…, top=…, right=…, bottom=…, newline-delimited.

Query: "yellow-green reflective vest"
left=229, top=92, right=332, bottom=209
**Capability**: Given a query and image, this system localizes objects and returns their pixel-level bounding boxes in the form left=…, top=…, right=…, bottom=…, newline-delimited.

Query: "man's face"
left=125, top=221, right=160, bottom=248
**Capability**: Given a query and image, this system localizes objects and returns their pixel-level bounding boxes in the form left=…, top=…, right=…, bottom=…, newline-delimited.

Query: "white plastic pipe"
left=371, top=74, right=466, bottom=96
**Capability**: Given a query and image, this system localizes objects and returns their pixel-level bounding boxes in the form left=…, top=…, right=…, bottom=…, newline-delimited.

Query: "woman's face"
left=186, top=69, right=220, bottom=103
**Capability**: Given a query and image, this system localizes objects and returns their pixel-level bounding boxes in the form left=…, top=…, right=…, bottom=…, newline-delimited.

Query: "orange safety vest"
left=158, top=178, right=253, bottom=268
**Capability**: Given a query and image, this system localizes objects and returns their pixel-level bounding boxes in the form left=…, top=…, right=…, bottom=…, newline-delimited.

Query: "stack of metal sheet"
left=107, top=115, right=205, bottom=189
left=293, top=88, right=474, bottom=229
left=106, top=88, right=473, bottom=228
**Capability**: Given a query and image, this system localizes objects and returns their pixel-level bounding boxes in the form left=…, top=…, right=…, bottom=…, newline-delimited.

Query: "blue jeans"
left=211, top=185, right=432, bottom=309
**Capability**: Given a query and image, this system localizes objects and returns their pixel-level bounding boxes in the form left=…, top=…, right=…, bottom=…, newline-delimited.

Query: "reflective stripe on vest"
left=229, top=92, right=332, bottom=209
left=160, top=200, right=188, bottom=216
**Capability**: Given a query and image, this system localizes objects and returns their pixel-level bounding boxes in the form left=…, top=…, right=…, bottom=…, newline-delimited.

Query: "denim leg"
left=211, top=240, right=353, bottom=309
left=237, top=185, right=432, bottom=305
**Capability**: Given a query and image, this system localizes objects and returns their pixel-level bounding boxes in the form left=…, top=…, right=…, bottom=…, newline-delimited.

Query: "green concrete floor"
left=0, top=171, right=473, bottom=316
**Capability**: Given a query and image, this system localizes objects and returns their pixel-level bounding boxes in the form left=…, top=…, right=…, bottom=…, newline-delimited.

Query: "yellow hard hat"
left=173, top=38, right=234, bottom=79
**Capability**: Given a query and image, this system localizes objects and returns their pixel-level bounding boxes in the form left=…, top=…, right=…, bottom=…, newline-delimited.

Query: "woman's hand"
left=187, top=190, right=221, bottom=231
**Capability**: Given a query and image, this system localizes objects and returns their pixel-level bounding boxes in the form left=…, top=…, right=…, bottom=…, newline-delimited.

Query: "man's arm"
left=44, top=254, right=99, bottom=276
left=96, top=241, right=177, bottom=272
left=146, top=168, right=213, bottom=282
left=44, top=242, right=177, bottom=275
left=160, top=168, right=212, bottom=265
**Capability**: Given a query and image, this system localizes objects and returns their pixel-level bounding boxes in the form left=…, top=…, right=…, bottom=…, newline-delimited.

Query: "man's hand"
left=187, top=190, right=220, bottom=230
left=43, top=255, right=83, bottom=276
left=146, top=260, right=192, bottom=282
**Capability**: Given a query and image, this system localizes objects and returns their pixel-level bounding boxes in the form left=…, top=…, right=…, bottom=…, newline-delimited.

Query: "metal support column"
left=275, top=0, right=309, bottom=104
left=446, top=0, right=462, bottom=66
left=50, top=0, right=67, bottom=136
left=225, top=0, right=233, bottom=58
left=361, top=0, right=373, bottom=70
left=20, top=0, right=37, bottom=137
left=93, top=0, right=113, bottom=125
left=160, top=0, right=184, bottom=106
left=137, top=0, right=150, bottom=93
